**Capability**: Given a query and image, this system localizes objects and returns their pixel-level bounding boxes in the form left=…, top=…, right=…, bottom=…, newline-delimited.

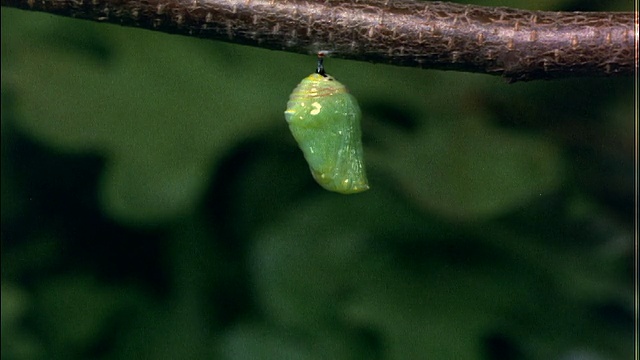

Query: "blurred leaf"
left=217, top=323, right=370, bottom=360
left=249, top=188, right=428, bottom=329
left=1, top=282, right=45, bottom=360
left=218, top=323, right=317, bottom=360
left=34, top=275, right=140, bottom=358
left=371, top=114, right=565, bottom=220
left=113, top=301, right=215, bottom=360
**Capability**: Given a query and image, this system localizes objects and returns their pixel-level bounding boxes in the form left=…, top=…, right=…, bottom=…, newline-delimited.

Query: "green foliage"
left=1, top=0, right=634, bottom=359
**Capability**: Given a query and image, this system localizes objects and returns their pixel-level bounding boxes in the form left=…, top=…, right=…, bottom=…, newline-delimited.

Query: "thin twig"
left=1, top=0, right=636, bottom=82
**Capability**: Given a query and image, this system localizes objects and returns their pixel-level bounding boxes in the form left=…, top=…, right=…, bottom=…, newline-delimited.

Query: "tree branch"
left=1, top=0, right=636, bottom=82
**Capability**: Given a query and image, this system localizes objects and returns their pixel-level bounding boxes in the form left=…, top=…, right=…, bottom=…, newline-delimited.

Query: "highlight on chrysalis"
left=284, top=52, right=369, bottom=194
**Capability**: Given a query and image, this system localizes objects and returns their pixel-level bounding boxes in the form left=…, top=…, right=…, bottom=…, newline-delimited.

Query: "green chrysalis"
left=284, top=54, right=369, bottom=194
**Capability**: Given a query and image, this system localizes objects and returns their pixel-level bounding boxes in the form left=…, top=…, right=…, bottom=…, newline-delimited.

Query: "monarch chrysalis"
left=284, top=53, right=369, bottom=194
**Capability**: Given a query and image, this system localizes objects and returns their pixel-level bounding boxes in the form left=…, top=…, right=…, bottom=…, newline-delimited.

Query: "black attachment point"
left=316, top=52, right=326, bottom=76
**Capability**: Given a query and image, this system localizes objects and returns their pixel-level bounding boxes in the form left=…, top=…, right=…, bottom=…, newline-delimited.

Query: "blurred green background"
left=1, top=0, right=635, bottom=358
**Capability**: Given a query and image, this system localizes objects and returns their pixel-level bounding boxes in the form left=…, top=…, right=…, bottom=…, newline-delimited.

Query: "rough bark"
left=1, top=0, right=636, bottom=81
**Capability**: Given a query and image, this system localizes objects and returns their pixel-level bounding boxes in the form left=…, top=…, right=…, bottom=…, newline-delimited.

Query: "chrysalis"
left=284, top=53, right=369, bottom=194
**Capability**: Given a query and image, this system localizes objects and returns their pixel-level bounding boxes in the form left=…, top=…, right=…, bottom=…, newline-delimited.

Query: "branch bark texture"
left=2, top=0, right=636, bottom=81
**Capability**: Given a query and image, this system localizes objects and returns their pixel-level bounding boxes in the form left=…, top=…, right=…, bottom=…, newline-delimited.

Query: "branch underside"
left=1, top=0, right=636, bottom=82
